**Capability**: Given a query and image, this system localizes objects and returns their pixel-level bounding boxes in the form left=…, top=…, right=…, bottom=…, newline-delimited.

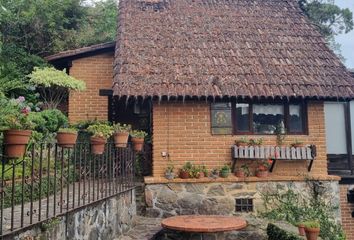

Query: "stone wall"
left=144, top=181, right=340, bottom=221
left=7, top=190, right=136, bottom=240
left=152, top=101, right=328, bottom=177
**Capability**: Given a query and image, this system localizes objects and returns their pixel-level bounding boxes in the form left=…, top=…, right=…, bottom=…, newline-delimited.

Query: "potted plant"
left=180, top=162, right=193, bottom=179
left=200, top=164, right=208, bottom=178
left=296, top=222, right=306, bottom=236
left=248, top=138, right=263, bottom=146
left=291, top=139, right=304, bottom=148
left=2, top=97, right=34, bottom=158
left=235, top=137, right=248, bottom=147
left=56, top=127, right=78, bottom=148
left=87, top=123, right=114, bottom=154
left=256, top=159, right=272, bottom=178
left=113, top=123, right=131, bottom=148
left=220, top=164, right=231, bottom=178
left=303, top=221, right=320, bottom=240
left=235, top=164, right=250, bottom=178
left=191, top=165, right=204, bottom=179
left=130, top=130, right=148, bottom=151
left=210, top=168, right=219, bottom=179
left=165, top=164, right=175, bottom=180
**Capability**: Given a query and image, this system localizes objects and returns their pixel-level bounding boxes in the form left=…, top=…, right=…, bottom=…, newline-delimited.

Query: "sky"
left=335, top=0, right=354, bottom=69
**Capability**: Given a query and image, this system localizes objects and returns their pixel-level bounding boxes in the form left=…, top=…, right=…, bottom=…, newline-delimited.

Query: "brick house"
left=47, top=0, right=354, bottom=237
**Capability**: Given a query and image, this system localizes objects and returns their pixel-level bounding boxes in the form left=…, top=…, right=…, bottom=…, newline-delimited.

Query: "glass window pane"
left=235, top=103, right=250, bottom=132
left=289, top=104, right=304, bottom=133
left=253, top=104, right=284, bottom=134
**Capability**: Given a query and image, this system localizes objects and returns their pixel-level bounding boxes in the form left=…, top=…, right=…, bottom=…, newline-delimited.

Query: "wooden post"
left=345, top=101, right=353, bottom=175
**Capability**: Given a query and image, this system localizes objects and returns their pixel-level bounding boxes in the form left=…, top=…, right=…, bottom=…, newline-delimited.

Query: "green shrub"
left=267, top=223, right=302, bottom=240
left=261, top=181, right=346, bottom=240
left=29, top=109, right=68, bottom=133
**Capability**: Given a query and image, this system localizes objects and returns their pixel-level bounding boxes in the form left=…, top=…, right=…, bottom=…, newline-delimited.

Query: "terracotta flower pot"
left=56, top=132, right=78, bottom=148
left=298, top=224, right=305, bottom=236
left=90, top=136, right=107, bottom=155
left=195, top=172, right=205, bottom=179
left=305, top=227, right=320, bottom=240
left=179, top=170, right=190, bottom=179
left=4, top=130, right=32, bottom=158
left=131, top=137, right=144, bottom=151
left=235, top=170, right=245, bottom=178
left=256, top=170, right=268, bottom=178
left=114, top=132, right=129, bottom=148
left=236, top=142, right=248, bottom=147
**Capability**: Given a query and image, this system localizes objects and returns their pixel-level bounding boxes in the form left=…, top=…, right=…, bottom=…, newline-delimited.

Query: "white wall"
left=351, top=101, right=354, bottom=150
left=324, top=102, right=347, bottom=154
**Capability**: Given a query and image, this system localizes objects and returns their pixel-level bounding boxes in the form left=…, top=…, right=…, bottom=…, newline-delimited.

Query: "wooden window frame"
left=232, top=100, right=308, bottom=135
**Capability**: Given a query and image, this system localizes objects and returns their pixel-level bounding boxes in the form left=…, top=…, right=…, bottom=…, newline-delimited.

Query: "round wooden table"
left=161, top=215, right=247, bottom=234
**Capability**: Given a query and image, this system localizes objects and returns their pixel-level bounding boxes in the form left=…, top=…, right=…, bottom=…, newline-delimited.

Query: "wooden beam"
left=345, top=102, right=353, bottom=175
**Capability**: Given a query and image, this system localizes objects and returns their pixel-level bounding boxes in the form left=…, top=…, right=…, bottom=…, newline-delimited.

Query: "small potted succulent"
left=210, top=168, right=219, bottom=179
left=200, top=164, right=208, bottom=178
left=220, top=164, right=231, bottom=178
left=180, top=162, right=193, bottom=179
left=291, top=139, right=304, bottom=148
left=303, top=221, right=320, bottom=240
left=296, top=222, right=305, bottom=236
left=56, top=127, right=78, bottom=148
left=256, top=159, right=272, bottom=178
left=191, top=165, right=204, bottom=179
left=87, top=123, right=114, bottom=154
left=130, top=130, right=148, bottom=151
left=235, top=137, right=248, bottom=147
left=235, top=164, right=250, bottom=178
left=2, top=97, right=34, bottom=158
left=165, top=164, right=175, bottom=180
left=113, top=123, right=131, bottom=148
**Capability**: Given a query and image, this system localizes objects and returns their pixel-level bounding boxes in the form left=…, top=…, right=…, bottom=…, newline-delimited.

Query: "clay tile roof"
left=113, top=0, right=354, bottom=100
left=46, top=42, right=115, bottom=62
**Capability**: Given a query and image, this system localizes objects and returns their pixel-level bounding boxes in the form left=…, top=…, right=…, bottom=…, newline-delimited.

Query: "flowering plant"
left=0, top=96, right=35, bottom=130
left=256, top=159, right=273, bottom=172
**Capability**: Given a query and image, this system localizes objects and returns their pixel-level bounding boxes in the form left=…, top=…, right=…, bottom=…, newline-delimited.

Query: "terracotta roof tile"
left=113, top=0, right=354, bottom=99
left=46, top=42, right=115, bottom=62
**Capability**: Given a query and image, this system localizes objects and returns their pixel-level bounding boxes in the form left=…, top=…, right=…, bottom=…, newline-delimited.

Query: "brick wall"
left=68, top=52, right=114, bottom=123
left=152, top=101, right=328, bottom=177
left=340, top=184, right=354, bottom=239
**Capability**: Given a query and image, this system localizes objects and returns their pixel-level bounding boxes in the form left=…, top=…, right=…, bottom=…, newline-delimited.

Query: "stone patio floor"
left=116, top=216, right=162, bottom=240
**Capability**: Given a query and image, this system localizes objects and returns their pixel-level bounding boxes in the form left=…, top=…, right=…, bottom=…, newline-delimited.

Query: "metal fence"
left=0, top=142, right=136, bottom=237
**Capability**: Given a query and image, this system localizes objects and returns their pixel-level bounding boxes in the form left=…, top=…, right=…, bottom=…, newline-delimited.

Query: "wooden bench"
left=231, top=145, right=317, bottom=173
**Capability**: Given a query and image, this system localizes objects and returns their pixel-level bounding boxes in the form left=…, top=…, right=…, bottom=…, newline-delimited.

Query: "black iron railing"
left=0, top=142, right=136, bottom=237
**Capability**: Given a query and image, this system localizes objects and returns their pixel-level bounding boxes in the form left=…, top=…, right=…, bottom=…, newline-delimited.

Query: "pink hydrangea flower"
left=17, top=96, right=25, bottom=103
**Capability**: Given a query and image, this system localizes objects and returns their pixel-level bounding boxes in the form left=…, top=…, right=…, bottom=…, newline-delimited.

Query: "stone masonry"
left=144, top=181, right=341, bottom=221
left=8, top=190, right=136, bottom=240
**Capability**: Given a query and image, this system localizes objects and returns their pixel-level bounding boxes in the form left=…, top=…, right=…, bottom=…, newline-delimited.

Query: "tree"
left=28, top=67, right=86, bottom=109
left=0, top=0, right=117, bottom=101
left=299, top=0, right=353, bottom=38
left=0, top=0, right=88, bottom=56
left=299, top=0, right=353, bottom=60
